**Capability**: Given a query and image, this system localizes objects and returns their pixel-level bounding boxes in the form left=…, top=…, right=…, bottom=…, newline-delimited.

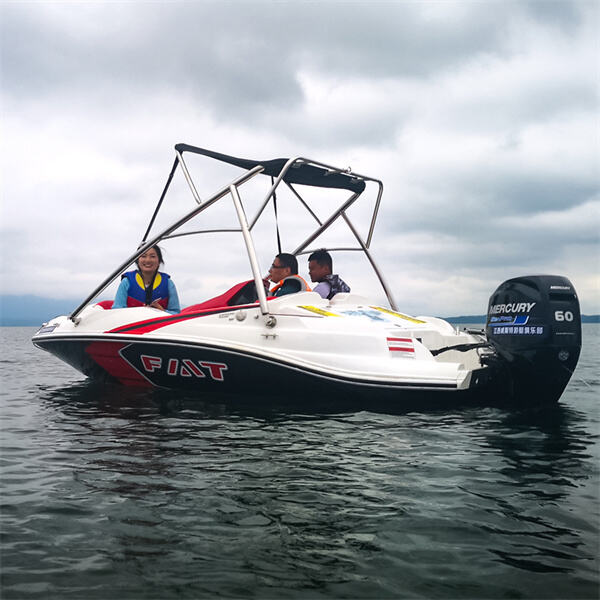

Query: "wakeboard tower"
left=32, top=144, right=581, bottom=408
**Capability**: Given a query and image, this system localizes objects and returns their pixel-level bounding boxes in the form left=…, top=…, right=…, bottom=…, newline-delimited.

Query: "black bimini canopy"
left=175, top=143, right=366, bottom=194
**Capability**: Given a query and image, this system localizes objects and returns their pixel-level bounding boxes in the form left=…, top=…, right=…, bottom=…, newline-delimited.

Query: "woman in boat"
left=112, top=246, right=180, bottom=313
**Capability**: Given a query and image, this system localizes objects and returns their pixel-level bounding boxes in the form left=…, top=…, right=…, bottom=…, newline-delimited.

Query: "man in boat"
left=307, top=249, right=350, bottom=300
left=268, top=253, right=312, bottom=297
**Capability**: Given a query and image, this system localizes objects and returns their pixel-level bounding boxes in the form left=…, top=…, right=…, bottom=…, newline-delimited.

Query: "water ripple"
left=1, top=326, right=599, bottom=598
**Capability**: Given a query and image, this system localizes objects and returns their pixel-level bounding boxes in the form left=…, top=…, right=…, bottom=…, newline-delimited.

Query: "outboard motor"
left=486, top=275, right=581, bottom=405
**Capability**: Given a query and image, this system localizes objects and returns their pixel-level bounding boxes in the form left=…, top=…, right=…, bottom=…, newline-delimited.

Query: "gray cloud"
left=1, top=1, right=598, bottom=315
left=521, top=0, right=587, bottom=30
left=2, top=1, right=595, bottom=151
left=2, top=2, right=571, bottom=114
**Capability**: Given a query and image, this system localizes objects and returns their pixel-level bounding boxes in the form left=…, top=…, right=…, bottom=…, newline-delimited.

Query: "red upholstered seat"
left=96, top=300, right=114, bottom=309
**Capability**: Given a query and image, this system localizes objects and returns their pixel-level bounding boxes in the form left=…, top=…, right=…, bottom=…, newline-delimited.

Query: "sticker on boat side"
left=370, top=306, right=426, bottom=324
left=386, top=336, right=416, bottom=358
left=339, top=309, right=387, bottom=321
left=298, top=306, right=341, bottom=317
left=35, top=324, right=59, bottom=334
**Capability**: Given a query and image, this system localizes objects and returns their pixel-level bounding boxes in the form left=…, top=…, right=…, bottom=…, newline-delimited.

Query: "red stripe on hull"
left=85, top=342, right=153, bottom=387
left=106, top=304, right=260, bottom=335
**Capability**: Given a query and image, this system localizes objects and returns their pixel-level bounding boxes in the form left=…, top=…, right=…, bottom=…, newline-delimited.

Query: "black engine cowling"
left=486, top=275, right=581, bottom=405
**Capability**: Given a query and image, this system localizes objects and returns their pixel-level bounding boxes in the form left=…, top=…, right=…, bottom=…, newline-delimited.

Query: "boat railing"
left=69, top=164, right=265, bottom=321
left=69, top=144, right=395, bottom=322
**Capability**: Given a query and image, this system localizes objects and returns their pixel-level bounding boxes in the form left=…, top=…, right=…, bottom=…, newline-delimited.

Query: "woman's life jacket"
left=270, top=274, right=312, bottom=297
left=122, top=270, right=170, bottom=308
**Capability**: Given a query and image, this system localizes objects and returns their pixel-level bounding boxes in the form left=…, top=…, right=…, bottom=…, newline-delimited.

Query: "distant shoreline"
left=2, top=312, right=598, bottom=327
left=442, top=315, right=599, bottom=324
left=3, top=318, right=599, bottom=327
left=1, top=294, right=599, bottom=326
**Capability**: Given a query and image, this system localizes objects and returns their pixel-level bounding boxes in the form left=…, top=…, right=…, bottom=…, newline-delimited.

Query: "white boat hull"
left=33, top=293, right=502, bottom=406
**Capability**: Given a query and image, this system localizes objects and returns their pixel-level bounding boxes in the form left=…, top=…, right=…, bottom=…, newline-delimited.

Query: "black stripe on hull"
left=33, top=335, right=518, bottom=408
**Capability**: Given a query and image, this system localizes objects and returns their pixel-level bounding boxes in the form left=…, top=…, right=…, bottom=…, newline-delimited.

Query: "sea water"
left=1, top=325, right=598, bottom=599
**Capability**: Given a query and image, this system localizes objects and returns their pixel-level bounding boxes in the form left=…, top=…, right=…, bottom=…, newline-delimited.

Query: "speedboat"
left=32, top=144, right=582, bottom=408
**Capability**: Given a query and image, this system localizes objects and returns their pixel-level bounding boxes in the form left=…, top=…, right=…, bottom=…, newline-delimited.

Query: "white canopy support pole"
left=177, top=150, right=203, bottom=205
left=341, top=212, right=398, bottom=311
left=230, top=184, right=270, bottom=315
left=249, top=157, right=300, bottom=230
left=292, top=191, right=361, bottom=255
left=69, top=165, right=264, bottom=321
left=365, top=181, right=384, bottom=249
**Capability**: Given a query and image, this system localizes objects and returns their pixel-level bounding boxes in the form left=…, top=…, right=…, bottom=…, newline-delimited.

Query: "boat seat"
left=180, top=280, right=265, bottom=313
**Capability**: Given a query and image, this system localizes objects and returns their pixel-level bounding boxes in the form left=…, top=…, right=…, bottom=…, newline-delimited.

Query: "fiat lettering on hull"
left=140, top=354, right=228, bottom=381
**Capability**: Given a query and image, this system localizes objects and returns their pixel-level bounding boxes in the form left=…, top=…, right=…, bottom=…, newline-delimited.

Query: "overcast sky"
left=1, top=0, right=598, bottom=316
